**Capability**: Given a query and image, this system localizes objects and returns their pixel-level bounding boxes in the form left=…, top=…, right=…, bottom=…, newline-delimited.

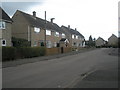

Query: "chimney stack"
left=33, top=11, right=36, bottom=17
left=75, top=28, right=77, bottom=31
left=68, top=25, right=70, bottom=30
left=51, top=18, right=55, bottom=24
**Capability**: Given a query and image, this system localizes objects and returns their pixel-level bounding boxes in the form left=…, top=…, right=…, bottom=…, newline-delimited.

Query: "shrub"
left=17, top=47, right=46, bottom=58
left=12, top=37, right=30, bottom=47
left=38, top=47, right=46, bottom=56
left=96, top=46, right=101, bottom=48
left=2, top=47, right=46, bottom=61
left=2, top=47, right=16, bottom=61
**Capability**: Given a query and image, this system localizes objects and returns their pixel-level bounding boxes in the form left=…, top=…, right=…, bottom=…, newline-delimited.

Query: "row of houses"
left=95, top=34, right=118, bottom=47
left=0, top=7, right=85, bottom=48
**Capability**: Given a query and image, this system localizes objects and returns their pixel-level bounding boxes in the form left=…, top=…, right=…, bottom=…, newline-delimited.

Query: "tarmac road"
left=73, top=48, right=118, bottom=88
left=2, top=48, right=118, bottom=88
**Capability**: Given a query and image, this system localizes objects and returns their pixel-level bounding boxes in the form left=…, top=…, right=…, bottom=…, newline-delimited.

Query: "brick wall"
left=63, top=47, right=72, bottom=53
left=46, top=47, right=72, bottom=55
left=46, top=47, right=60, bottom=55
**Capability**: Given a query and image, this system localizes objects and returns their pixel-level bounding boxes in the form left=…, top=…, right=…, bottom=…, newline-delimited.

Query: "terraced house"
left=0, top=7, right=12, bottom=46
left=12, top=10, right=66, bottom=48
left=61, top=25, right=85, bottom=48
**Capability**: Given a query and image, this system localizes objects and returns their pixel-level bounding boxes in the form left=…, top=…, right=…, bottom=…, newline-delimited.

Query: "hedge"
left=17, top=47, right=46, bottom=58
left=12, top=37, right=31, bottom=47
left=2, top=47, right=46, bottom=61
left=2, top=47, right=16, bottom=61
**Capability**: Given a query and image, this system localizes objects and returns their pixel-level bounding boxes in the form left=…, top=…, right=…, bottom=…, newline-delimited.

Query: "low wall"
left=46, top=48, right=60, bottom=55
left=63, top=47, right=72, bottom=53
left=46, top=47, right=72, bottom=55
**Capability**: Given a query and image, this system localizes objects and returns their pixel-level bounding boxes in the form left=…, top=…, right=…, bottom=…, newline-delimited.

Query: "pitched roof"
left=17, top=10, right=64, bottom=33
left=0, top=7, right=12, bottom=22
left=60, top=38, right=69, bottom=43
left=108, top=34, right=117, bottom=40
left=97, top=37, right=105, bottom=41
left=61, top=25, right=84, bottom=38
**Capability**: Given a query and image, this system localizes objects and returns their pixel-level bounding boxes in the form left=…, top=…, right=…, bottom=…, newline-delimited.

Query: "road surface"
left=2, top=48, right=118, bottom=88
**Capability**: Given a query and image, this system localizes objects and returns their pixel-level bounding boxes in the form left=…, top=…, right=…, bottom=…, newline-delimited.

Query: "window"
left=1, top=39, right=6, bottom=46
left=54, top=42, right=57, bottom=47
left=34, top=27, right=40, bottom=33
left=33, top=41, right=37, bottom=46
left=74, top=42, right=76, bottom=45
left=62, top=33, right=65, bottom=38
left=72, top=35, right=74, bottom=39
left=72, top=42, right=76, bottom=46
left=54, top=32, right=59, bottom=37
left=46, top=30, right=51, bottom=35
left=0, top=21, right=6, bottom=29
left=46, top=41, right=52, bottom=48
left=76, top=36, right=78, bottom=39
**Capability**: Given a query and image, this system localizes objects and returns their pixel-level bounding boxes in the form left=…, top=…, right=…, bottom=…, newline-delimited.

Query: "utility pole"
left=44, top=11, right=46, bottom=47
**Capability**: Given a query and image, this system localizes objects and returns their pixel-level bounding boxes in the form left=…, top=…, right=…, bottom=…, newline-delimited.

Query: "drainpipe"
left=44, top=11, right=47, bottom=47
left=28, top=25, right=31, bottom=46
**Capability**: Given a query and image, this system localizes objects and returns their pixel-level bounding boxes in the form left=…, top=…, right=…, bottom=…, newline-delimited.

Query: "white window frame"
left=1, top=39, right=6, bottom=46
left=62, top=33, right=65, bottom=38
left=34, top=27, right=40, bottom=33
left=46, top=40, right=52, bottom=48
left=54, top=42, right=57, bottom=47
left=0, top=21, right=6, bottom=29
left=55, top=32, right=59, bottom=37
left=33, top=41, right=37, bottom=46
left=76, top=35, right=78, bottom=39
left=72, top=35, right=74, bottom=39
left=46, top=30, right=51, bottom=35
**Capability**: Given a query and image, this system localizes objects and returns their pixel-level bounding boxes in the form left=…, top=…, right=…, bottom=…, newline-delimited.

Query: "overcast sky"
left=0, top=0, right=119, bottom=40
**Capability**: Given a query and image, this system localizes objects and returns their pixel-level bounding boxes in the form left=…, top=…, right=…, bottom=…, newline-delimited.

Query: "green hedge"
left=2, top=47, right=16, bottom=61
left=18, top=47, right=46, bottom=58
left=2, top=47, right=46, bottom=61
left=12, top=37, right=31, bottom=47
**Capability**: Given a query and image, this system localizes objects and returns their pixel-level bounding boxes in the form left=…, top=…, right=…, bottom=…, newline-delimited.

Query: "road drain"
left=81, top=72, right=87, bottom=77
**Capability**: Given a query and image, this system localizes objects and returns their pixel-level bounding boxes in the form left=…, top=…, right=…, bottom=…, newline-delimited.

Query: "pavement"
left=2, top=48, right=96, bottom=68
left=73, top=48, right=119, bottom=88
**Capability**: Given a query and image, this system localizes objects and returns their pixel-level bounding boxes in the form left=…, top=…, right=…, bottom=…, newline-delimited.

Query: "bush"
left=12, top=37, right=30, bottom=47
left=2, top=47, right=16, bottom=61
left=18, top=47, right=46, bottom=58
left=2, top=47, right=46, bottom=61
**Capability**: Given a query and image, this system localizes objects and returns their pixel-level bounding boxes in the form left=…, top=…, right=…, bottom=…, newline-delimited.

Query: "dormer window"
left=34, top=27, right=40, bottom=33
left=0, top=21, right=6, bottom=29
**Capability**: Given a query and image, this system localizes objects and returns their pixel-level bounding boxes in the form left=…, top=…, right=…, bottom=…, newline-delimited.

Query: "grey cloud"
left=1, top=2, right=43, bottom=17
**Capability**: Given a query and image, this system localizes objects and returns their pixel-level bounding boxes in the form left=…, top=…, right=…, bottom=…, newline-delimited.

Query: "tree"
left=88, top=35, right=95, bottom=47
left=93, top=38, right=96, bottom=46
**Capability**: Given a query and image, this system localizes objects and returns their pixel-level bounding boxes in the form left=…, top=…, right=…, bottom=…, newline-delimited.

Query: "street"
left=2, top=48, right=118, bottom=88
